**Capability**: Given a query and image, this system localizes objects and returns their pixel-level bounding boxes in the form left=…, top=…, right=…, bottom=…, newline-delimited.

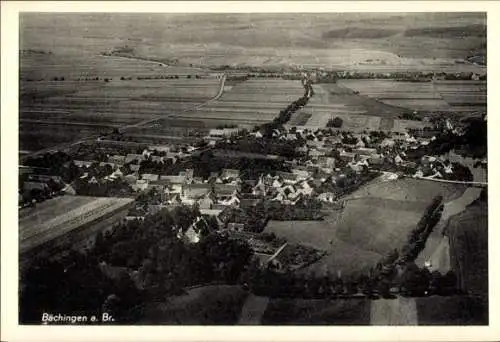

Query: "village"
left=18, top=111, right=479, bottom=273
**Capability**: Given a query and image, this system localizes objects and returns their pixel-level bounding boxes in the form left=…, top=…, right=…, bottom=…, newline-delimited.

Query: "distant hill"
left=20, top=12, right=486, bottom=71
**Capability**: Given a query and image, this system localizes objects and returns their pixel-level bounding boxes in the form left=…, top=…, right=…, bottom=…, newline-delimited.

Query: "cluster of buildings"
left=20, top=110, right=475, bottom=271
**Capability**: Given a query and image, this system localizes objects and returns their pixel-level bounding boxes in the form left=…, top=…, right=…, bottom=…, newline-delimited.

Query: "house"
left=167, top=193, right=182, bottom=205
left=353, top=147, right=377, bottom=156
left=291, top=168, right=310, bottom=179
left=108, top=155, right=126, bottom=166
left=219, top=194, right=241, bottom=207
left=209, top=128, right=242, bottom=137
left=368, top=154, right=384, bottom=165
left=339, top=151, right=355, bottom=163
left=421, top=155, right=437, bottom=165
left=252, top=177, right=267, bottom=196
left=272, top=178, right=284, bottom=189
left=148, top=179, right=170, bottom=192
left=160, top=175, right=187, bottom=185
left=276, top=171, right=299, bottom=184
left=200, top=208, right=223, bottom=217
left=428, top=171, right=443, bottom=179
left=355, top=139, right=366, bottom=148
left=124, top=174, right=138, bottom=185
left=23, top=181, right=49, bottom=192
left=166, top=183, right=183, bottom=196
left=74, top=160, right=94, bottom=168
left=394, top=155, right=404, bottom=164
left=255, top=131, right=264, bottom=139
left=380, top=138, right=396, bottom=148
left=318, top=192, right=336, bottom=203
left=151, top=156, right=164, bottom=163
left=126, top=206, right=147, bottom=221
left=278, top=184, right=297, bottom=197
left=109, top=168, right=123, bottom=179
left=221, top=168, right=240, bottom=180
left=99, top=162, right=115, bottom=169
left=317, top=156, right=335, bottom=168
left=227, top=222, right=245, bottom=232
left=142, top=174, right=159, bottom=182
left=180, top=217, right=208, bottom=244
left=271, top=192, right=286, bottom=202
left=134, top=179, right=148, bottom=191
left=295, top=146, right=308, bottom=154
left=198, top=193, right=216, bottom=209
left=214, top=183, right=239, bottom=197
left=185, top=169, right=194, bottom=180
left=414, top=169, right=424, bottom=178
left=182, top=183, right=212, bottom=199
left=296, top=180, right=314, bottom=196
left=28, top=174, right=64, bottom=183
left=148, top=145, right=172, bottom=152
left=349, top=162, right=364, bottom=173
left=125, top=154, right=144, bottom=164
left=309, top=149, right=325, bottom=158
left=239, top=197, right=262, bottom=209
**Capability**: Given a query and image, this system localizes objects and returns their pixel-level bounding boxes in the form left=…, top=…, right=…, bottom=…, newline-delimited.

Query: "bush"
left=327, top=117, right=343, bottom=128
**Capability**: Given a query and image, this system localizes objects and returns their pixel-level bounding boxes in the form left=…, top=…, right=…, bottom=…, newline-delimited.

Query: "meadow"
left=264, top=178, right=466, bottom=277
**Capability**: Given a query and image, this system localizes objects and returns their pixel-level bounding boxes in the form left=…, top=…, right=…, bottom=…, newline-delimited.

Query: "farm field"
left=19, top=195, right=134, bottom=254
left=416, top=296, right=487, bottom=325
left=19, top=54, right=223, bottom=152
left=265, top=178, right=466, bottom=276
left=19, top=122, right=110, bottom=152
left=448, top=197, right=488, bottom=297
left=338, top=79, right=486, bottom=113
left=261, top=298, right=371, bottom=325
left=140, top=285, right=248, bottom=324
left=287, top=83, right=430, bottom=133
left=179, top=79, right=305, bottom=127
left=20, top=53, right=213, bottom=81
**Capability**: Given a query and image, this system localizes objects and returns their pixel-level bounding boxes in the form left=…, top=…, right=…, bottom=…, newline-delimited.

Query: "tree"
left=400, top=262, right=430, bottom=296
left=328, top=117, right=343, bottom=128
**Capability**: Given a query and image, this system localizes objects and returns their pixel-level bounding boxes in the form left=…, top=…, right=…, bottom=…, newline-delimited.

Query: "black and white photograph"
left=1, top=2, right=495, bottom=339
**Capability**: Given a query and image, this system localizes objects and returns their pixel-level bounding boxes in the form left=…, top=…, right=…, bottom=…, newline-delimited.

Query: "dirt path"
left=370, top=297, right=418, bottom=325
left=237, top=294, right=269, bottom=325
